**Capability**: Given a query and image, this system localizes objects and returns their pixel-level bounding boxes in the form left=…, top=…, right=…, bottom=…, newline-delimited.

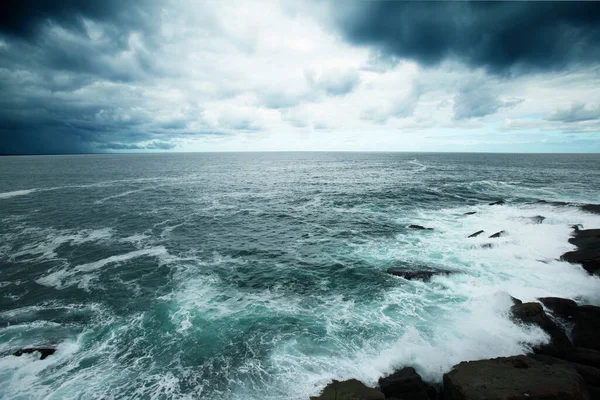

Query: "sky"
left=0, top=1, right=599, bottom=154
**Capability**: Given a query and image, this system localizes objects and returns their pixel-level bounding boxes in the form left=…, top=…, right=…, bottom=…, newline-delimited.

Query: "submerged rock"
left=467, top=230, right=484, bottom=238
left=528, top=215, right=546, bottom=224
left=443, top=355, right=589, bottom=400
left=463, top=211, right=477, bottom=215
left=488, top=230, right=506, bottom=238
left=480, top=243, right=494, bottom=249
left=538, top=297, right=579, bottom=320
left=387, top=268, right=451, bottom=281
left=310, top=379, right=384, bottom=400
left=13, top=348, right=55, bottom=360
left=408, top=225, right=433, bottom=230
left=378, top=367, right=436, bottom=400
left=511, top=302, right=572, bottom=349
left=488, top=200, right=505, bottom=206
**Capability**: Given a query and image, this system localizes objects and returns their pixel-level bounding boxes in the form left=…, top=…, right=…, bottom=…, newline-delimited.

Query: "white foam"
left=0, top=189, right=37, bottom=199
left=36, top=246, right=168, bottom=290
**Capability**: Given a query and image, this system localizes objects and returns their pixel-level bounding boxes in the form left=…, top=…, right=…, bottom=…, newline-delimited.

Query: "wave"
left=0, top=189, right=38, bottom=199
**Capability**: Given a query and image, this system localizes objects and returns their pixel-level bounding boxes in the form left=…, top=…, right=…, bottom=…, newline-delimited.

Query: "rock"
left=511, top=302, right=572, bottom=349
left=378, top=367, right=437, bottom=400
left=387, top=268, right=451, bottom=281
left=510, top=296, right=523, bottom=305
left=572, top=224, right=583, bottom=231
left=538, top=297, right=579, bottom=320
left=573, top=306, right=600, bottom=351
left=463, top=212, right=477, bottom=215
left=409, top=225, right=433, bottom=230
left=467, top=230, right=484, bottom=238
left=488, top=230, right=506, bottom=238
left=528, top=215, right=546, bottom=224
left=310, top=379, right=385, bottom=400
left=531, top=354, right=600, bottom=387
left=13, top=348, right=56, bottom=360
left=488, top=200, right=505, bottom=206
left=581, top=205, right=600, bottom=215
left=480, top=243, right=494, bottom=249
left=537, top=347, right=600, bottom=369
left=568, top=229, right=600, bottom=251
left=443, top=355, right=589, bottom=400
left=561, top=249, right=600, bottom=274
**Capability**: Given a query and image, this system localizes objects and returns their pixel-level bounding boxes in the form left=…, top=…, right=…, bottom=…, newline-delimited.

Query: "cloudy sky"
left=1, top=0, right=599, bottom=154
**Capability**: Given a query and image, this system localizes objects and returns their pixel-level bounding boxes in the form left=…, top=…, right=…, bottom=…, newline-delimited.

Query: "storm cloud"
left=330, top=1, right=600, bottom=74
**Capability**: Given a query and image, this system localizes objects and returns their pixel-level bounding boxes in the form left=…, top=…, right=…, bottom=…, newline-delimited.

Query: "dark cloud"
left=547, top=103, right=600, bottom=123
left=331, top=1, right=600, bottom=74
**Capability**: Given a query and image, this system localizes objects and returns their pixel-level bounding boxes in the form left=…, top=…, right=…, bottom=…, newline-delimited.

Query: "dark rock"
left=443, top=355, right=589, bottom=400
left=568, top=229, right=600, bottom=251
left=467, top=230, right=484, bottom=238
left=409, top=225, right=433, bottom=230
left=387, top=268, right=451, bottom=281
left=537, top=347, right=600, bottom=369
left=489, top=230, right=506, bottom=238
left=586, top=385, right=600, bottom=400
left=510, top=296, right=523, bottom=305
left=531, top=354, right=600, bottom=387
left=528, top=215, right=546, bottom=224
left=538, top=297, right=579, bottom=320
left=463, top=212, right=477, bottom=215
left=561, top=249, right=600, bottom=274
left=572, top=224, right=584, bottom=231
left=13, top=348, right=55, bottom=360
left=480, top=243, right=494, bottom=249
left=511, top=302, right=572, bottom=349
left=488, top=200, right=505, bottom=206
left=310, top=379, right=385, bottom=400
left=581, top=205, right=600, bottom=215
left=378, top=367, right=436, bottom=400
left=573, top=306, right=600, bottom=351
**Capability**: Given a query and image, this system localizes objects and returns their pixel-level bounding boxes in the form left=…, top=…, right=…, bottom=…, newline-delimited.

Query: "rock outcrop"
left=408, top=225, right=434, bottom=231
left=443, top=355, right=589, bottom=400
left=538, top=297, right=579, bottom=320
left=387, top=268, right=451, bottom=281
left=310, top=379, right=385, bottom=400
left=489, top=230, right=506, bottom=238
left=467, top=230, right=484, bottom=238
left=561, top=229, right=600, bottom=274
left=378, top=367, right=436, bottom=400
left=510, top=302, right=572, bottom=349
left=488, top=200, right=505, bottom=206
left=12, top=348, right=56, bottom=360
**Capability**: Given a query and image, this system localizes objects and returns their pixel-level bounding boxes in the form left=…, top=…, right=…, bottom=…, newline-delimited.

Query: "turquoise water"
left=1, top=152, right=600, bottom=399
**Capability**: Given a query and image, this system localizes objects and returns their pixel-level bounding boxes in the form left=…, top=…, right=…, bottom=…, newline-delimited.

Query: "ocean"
left=1, top=152, right=600, bottom=399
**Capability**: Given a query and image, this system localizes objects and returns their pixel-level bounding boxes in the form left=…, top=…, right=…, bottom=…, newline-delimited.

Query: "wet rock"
left=573, top=306, right=600, bottom=351
left=408, top=225, right=433, bottom=230
left=528, top=215, right=546, bottom=224
left=531, top=354, right=600, bottom=387
left=537, top=347, right=600, bottom=369
left=443, top=355, right=589, bottom=400
left=562, top=229, right=600, bottom=274
left=489, top=230, right=506, bottom=238
left=378, top=367, right=436, bottom=400
left=488, top=200, right=505, bottom=206
left=510, top=296, right=523, bottom=306
left=581, top=204, right=600, bottom=215
left=480, top=243, right=494, bottom=249
left=561, top=249, right=600, bottom=274
left=538, top=297, right=579, bottom=320
left=511, top=302, right=572, bottom=349
left=572, top=224, right=584, bottom=231
left=463, top=211, right=477, bottom=215
left=387, top=268, right=451, bottom=281
left=13, top=348, right=55, bottom=360
left=310, top=379, right=385, bottom=400
left=467, top=230, right=484, bottom=238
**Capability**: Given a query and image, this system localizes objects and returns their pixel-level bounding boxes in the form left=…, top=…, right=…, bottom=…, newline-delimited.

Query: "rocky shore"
left=311, top=203, right=600, bottom=400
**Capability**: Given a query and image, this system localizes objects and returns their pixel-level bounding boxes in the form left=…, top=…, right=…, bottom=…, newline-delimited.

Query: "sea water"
left=1, top=152, right=599, bottom=399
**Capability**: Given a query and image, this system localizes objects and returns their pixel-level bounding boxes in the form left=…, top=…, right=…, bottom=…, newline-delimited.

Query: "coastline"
left=310, top=203, right=600, bottom=400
